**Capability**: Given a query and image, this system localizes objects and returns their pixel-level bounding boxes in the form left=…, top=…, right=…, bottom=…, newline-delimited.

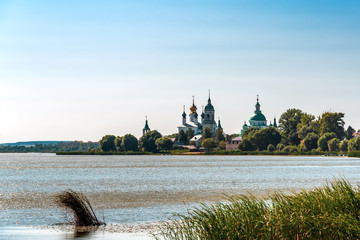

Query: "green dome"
left=205, top=104, right=214, bottom=111
left=250, top=113, right=266, bottom=121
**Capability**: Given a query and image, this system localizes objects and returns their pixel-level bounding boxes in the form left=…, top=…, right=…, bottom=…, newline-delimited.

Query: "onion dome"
left=190, top=96, right=197, bottom=113
left=182, top=105, right=186, bottom=118
left=250, top=95, right=267, bottom=121
left=204, top=91, right=214, bottom=111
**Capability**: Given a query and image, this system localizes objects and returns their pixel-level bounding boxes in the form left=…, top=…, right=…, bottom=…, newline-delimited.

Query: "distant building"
left=240, top=95, right=277, bottom=135
left=189, top=134, right=203, bottom=148
left=143, top=116, right=151, bottom=135
left=177, top=92, right=218, bottom=137
left=226, top=136, right=242, bottom=150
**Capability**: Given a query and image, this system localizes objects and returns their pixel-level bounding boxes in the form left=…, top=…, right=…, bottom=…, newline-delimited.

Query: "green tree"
left=122, top=134, right=138, bottom=151
left=185, top=128, right=195, bottom=143
left=138, top=130, right=162, bottom=152
left=345, top=126, right=355, bottom=140
left=99, top=135, right=116, bottom=152
left=279, top=108, right=303, bottom=145
left=282, top=145, right=299, bottom=152
left=114, top=136, right=124, bottom=152
left=267, top=144, right=275, bottom=152
left=302, top=132, right=319, bottom=151
left=319, top=112, right=345, bottom=139
left=252, top=127, right=282, bottom=151
left=216, top=141, right=226, bottom=151
left=340, top=140, right=349, bottom=152
left=203, top=127, right=212, bottom=139
left=178, top=130, right=187, bottom=144
left=328, top=138, right=340, bottom=152
left=317, top=132, right=337, bottom=151
left=155, top=137, right=173, bottom=152
left=348, top=138, right=360, bottom=151
left=276, top=143, right=285, bottom=151
left=214, top=128, right=225, bottom=142
left=238, top=138, right=255, bottom=151
left=242, top=127, right=260, bottom=139
left=202, top=138, right=216, bottom=151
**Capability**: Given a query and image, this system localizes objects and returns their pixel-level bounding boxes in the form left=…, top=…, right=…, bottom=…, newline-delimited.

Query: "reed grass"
left=56, top=190, right=105, bottom=227
left=157, top=179, right=360, bottom=240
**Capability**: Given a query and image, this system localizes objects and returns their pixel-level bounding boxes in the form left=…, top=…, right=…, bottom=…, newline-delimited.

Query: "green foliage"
left=138, top=130, right=162, bottom=153
left=114, top=136, right=123, bottom=152
left=348, top=151, right=360, bottom=157
left=297, top=120, right=320, bottom=140
left=238, top=138, right=255, bottom=151
left=157, top=180, right=360, bottom=240
left=319, top=112, right=345, bottom=139
left=302, top=132, right=319, bottom=151
left=0, top=141, right=100, bottom=153
left=240, top=127, right=281, bottom=151
left=166, top=133, right=179, bottom=141
left=340, top=140, right=349, bottom=152
left=99, top=135, right=116, bottom=152
left=155, top=137, right=174, bottom=152
left=203, top=127, right=212, bottom=139
left=346, top=126, right=356, bottom=140
left=214, top=128, right=225, bottom=142
left=202, top=138, right=216, bottom=150
left=328, top=138, right=340, bottom=152
left=267, top=144, right=275, bottom=152
left=122, top=134, right=139, bottom=151
left=253, top=127, right=282, bottom=151
left=282, top=145, right=299, bottom=152
left=178, top=130, right=187, bottom=144
left=185, top=128, right=195, bottom=143
left=318, top=132, right=337, bottom=151
left=276, top=143, right=285, bottom=151
left=215, top=141, right=226, bottom=151
left=279, top=108, right=303, bottom=145
left=348, top=138, right=360, bottom=152
left=242, top=127, right=260, bottom=139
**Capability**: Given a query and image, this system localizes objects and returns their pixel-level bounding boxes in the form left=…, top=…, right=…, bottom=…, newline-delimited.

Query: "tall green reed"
left=157, top=179, right=360, bottom=240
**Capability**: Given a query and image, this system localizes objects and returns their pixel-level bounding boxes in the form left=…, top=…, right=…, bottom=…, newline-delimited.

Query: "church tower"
left=143, top=116, right=150, bottom=135
left=182, top=105, right=186, bottom=125
left=202, top=90, right=217, bottom=135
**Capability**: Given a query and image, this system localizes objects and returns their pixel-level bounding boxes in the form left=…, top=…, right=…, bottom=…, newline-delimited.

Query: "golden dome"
left=190, top=96, right=197, bottom=113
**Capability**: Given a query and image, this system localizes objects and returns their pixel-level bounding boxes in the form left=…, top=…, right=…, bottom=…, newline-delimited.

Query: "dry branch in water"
left=56, top=190, right=105, bottom=227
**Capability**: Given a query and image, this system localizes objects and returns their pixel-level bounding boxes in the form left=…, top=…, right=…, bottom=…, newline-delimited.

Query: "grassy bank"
left=203, top=150, right=343, bottom=156
left=56, top=151, right=151, bottom=155
left=56, top=150, right=348, bottom=156
left=157, top=179, right=360, bottom=240
left=348, top=151, right=360, bottom=157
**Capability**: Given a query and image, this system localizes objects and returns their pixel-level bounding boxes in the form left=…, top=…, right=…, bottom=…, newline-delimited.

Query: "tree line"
left=0, top=141, right=99, bottom=153
left=98, top=131, right=174, bottom=153
left=239, top=110, right=360, bottom=152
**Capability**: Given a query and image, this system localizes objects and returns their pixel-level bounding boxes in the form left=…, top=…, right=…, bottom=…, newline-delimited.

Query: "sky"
left=0, top=0, right=359, bottom=143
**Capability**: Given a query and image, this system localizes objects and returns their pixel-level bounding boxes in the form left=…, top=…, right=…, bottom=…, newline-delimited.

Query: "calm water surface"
left=1, top=153, right=360, bottom=239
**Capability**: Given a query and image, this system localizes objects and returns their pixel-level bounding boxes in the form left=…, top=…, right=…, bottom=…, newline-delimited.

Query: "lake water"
left=1, top=153, right=360, bottom=239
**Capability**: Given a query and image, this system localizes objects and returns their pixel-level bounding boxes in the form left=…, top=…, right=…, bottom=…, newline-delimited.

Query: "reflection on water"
left=1, top=154, right=360, bottom=230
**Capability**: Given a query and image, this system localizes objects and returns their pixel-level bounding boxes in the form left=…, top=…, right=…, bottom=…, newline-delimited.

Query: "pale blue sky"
left=0, top=0, right=359, bottom=142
